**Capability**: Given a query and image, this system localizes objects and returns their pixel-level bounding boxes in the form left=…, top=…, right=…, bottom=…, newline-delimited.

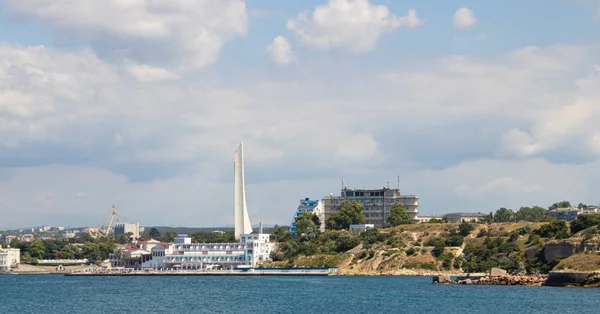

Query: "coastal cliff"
left=264, top=221, right=600, bottom=281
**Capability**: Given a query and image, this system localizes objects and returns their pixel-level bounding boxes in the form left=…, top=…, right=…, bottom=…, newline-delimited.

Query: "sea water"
left=0, top=275, right=597, bottom=313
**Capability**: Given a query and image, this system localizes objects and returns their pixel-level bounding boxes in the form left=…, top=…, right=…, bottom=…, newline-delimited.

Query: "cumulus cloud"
left=125, top=62, right=179, bottom=82
left=4, top=0, right=248, bottom=70
left=287, top=0, right=422, bottom=53
left=266, top=36, right=296, bottom=66
left=452, top=7, right=478, bottom=30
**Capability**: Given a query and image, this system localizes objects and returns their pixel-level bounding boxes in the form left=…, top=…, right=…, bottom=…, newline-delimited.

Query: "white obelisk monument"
left=234, top=142, right=253, bottom=240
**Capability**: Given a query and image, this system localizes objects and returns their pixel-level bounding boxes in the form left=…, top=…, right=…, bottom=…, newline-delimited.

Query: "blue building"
left=289, top=198, right=325, bottom=233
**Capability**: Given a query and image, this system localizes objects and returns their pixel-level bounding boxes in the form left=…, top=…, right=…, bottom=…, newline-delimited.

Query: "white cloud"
left=452, top=7, right=478, bottom=30
left=266, top=36, right=296, bottom=66
left=287, top=0, right=422, bottom=53
left=125, top=63, right=179, bottom=82
left=4, top=0, right=248, bottom=70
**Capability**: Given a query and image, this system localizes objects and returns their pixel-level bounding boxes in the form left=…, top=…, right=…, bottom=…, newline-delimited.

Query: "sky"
left=1, top=0, right=600, bottom=229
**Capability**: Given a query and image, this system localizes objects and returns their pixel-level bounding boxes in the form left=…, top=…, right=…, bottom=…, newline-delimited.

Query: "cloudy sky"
left=1, top=0, right=600, bottom=229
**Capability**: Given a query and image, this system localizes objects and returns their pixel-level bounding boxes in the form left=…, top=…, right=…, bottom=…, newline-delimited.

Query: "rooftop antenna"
left=387, top=181, right=390, bottom=189
left=397, top=175, right=400, bottom=191
left=259, top=222, right=263, bottom=234
left=341, top=178, right=344, bottom=191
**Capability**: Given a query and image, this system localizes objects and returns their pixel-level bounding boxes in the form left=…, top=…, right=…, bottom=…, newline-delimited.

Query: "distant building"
left=0, top=247, right=20, bottom=271
left=443, top=212, right=487, bottom=223
left=349, top=224, right=375, bottom=232
left=323, top=187, right=419, bottom=227
left=289, top=198, right=325, bottom=233
left=413, top=215, right=444, bottom=224
left=548, top=207, right=600, bottom=222
left=114, top=223, right=141, bottom=240
left=4, top=235, right=16, bottom=244
left=21, top=234, right=34, bottom=242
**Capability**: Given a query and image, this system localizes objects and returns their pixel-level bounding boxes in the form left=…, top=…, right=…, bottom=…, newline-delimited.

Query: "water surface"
left=1, top=275, right=596, bottom=313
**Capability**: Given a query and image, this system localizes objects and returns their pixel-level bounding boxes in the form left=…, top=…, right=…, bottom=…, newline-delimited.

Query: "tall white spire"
left=234, top=142, right=253, bottom=240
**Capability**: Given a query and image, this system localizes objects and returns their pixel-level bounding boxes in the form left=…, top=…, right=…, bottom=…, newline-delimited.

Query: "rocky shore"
left=433, top=268, right=600, bottom=287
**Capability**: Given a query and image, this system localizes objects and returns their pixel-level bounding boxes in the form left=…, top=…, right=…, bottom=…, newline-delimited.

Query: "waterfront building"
left=0, top=247, right=20, bottom=271
left=443, top=212, right=487, bottom=223
left=323, top=186, right=419, bottom=227
left=289, top=198, right=325, bottom=233
left=114, top=222, right=141, bottom=240
left=110, top=143, right=275, bottom=270
left=234, top=142, right=253, bottom=240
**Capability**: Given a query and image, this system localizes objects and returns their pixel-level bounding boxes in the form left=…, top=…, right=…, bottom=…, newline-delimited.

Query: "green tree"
left=148, top=228, right=161, bottom=239
left=577, top=203, right=588, bottom=209
left=570, top=214, right=600, bottom=234
left=458, top=221, right=475, bottom=237
left=325, top=201, right=365, bottom=230
left=494, top=208, right=514, bottom=222
left=55, top=245, right=76, bottom=259
left=548, top=201, right=571, bottom=210
left=534, top=220, right=570, bottom=238
left=386, top=203, right=411, bottom=227
left=272, top=226, right=292, bottom=242
left=295, top=212, right=318, bottom=234
left=515, top=206, right=549, bottom=222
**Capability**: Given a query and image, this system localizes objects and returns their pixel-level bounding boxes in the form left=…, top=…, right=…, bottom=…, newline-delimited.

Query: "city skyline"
left=1, top=0, right=600, bottom=229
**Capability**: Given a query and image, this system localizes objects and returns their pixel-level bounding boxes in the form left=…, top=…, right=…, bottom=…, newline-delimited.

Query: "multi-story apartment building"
left=0, top=247, right=20, bottom=271
left=289, top=198, right=325, bottom=233
left=323, top=187, right=419, bottom=227
left=114, top=223, right=141, bottom=240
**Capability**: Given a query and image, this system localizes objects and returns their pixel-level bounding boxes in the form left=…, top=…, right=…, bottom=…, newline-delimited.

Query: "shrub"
left=406, top=247, right=417, bottom=256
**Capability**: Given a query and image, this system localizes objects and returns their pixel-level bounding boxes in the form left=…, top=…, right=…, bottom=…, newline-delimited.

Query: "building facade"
left=323, top=187, right=419, bottom=227
left=548, top=207, right=600, bottom=222
left=114, top=223, right=141, bottom=240
left=0, top=248, right=20, bottom=271
left=443, top=212, right=487, bottom=223
left=111, top=234, right=275, bottom=270
left=289, top=198, right=325, bottom=233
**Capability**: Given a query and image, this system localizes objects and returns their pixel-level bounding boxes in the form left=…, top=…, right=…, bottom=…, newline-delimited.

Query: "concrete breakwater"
left=433, top=274, right=546, bottom=286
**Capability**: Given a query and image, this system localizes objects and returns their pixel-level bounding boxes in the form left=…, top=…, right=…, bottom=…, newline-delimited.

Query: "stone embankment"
left=545, top=271, right=600, bottom=287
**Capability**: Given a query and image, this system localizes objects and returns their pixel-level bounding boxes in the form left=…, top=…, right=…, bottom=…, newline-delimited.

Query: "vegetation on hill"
left=267, top=202, right=600, bottom=274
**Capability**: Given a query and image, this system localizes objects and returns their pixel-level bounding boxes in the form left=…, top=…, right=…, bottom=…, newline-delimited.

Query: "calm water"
left=1, top=275, right=597, bottom=313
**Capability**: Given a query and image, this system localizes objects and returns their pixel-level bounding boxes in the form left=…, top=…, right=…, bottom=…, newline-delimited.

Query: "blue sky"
left=0, top=0, right=600, bottom=229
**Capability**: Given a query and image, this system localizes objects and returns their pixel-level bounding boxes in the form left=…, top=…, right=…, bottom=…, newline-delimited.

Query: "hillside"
left=264, top=220, right=600, bottom=275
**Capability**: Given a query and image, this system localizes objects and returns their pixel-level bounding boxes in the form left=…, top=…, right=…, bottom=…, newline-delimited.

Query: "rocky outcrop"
left=544, top=241, right=577, bottom=261
left=449, top=275, right=546, bottom=286
left=433, top=275, right=451, bottom=283
left=545, top=271, right=596, bottom=287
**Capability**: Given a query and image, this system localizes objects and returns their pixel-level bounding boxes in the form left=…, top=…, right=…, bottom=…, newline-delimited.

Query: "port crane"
left=86, top=205, right=120, bottom=238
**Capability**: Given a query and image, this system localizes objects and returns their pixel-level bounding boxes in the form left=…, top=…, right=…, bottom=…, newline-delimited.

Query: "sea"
left=1, top=275, right=597, bottom=313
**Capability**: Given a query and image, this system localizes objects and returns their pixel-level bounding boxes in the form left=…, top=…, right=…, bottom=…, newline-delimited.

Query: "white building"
left=114, top=222, right=141, bottom=240
left=136, top=234, right=275, bottom=270
left=289, top=198, right=325, bottom=233
left=0, top=247, right=20, bottom=271
left=443, top=212, right=487, bottom=223
left=349, top=224, right=375, bottom=232
left=110, top=143, right=276, bottom=270
left=413, top=215, right=444, bottom=223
